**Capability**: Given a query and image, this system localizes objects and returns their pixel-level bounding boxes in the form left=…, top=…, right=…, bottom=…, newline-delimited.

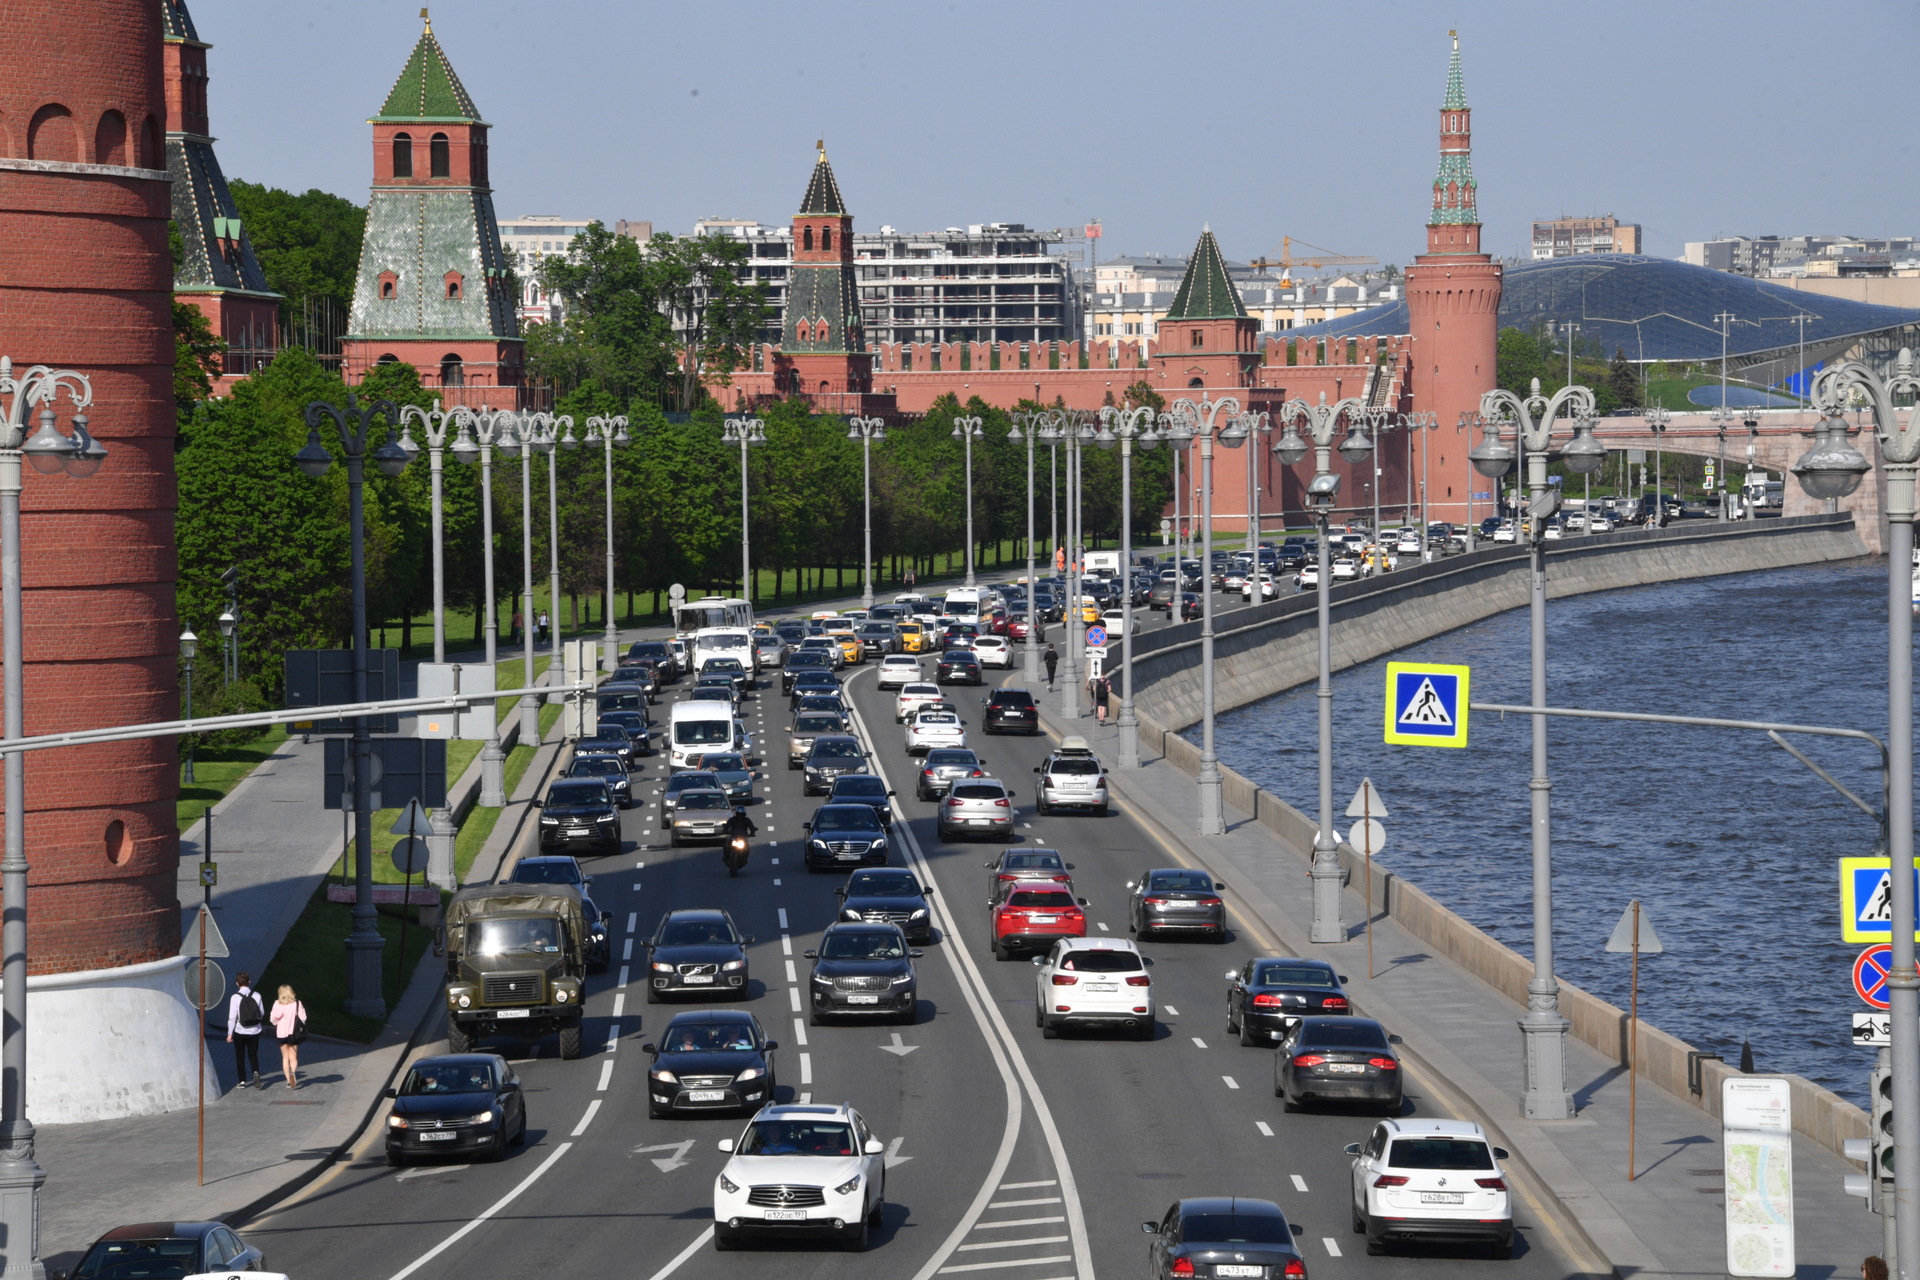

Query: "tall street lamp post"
left=547, top=415, right=574, bottom=691
left=1275, top=393, right=1371, bottom=935
left=1161, top=395, right=1246, bottom=835
left=1470, top=376, right=1606, bottom=1120
left=179, top=630, right=197, bottom=784
left=451, top=410, right=508, bottom=806
left=1644, top=405, right=1669, bottom=523
left=1099, top=405, right=1158, bottom=768
left=952, top=414, right=983, bottom=588
left=848, top=416, right=887, bottom=608
left=1241, top=410, right=1271, bottom=558
left=297, top=394, right=412, bottom=1019
left=0, top=354, right=107, bottom=1280
left=1399, top=412, right=1439, bottom=557
left=496, top=411, right=546, bottom=747
left=1457, top=411, right=1492, bottom=551
left=1708, top=405, right=1738, bottom=522
left=216, top=608, right=236, bottom=688
left=721, top=415, right=765, bottom=600
left=1009, top=411, right=1046, bottom=681
left=584, top=415, right=630, bottom=672
left=397, top=401, right=460, bottom=877
left=1045, top=412, right=1094, bottom=722
left=1793, top=353, right=1910, bottom=1269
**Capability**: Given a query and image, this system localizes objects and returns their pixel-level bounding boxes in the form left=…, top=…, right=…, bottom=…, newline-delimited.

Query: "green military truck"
left=440, top=884, right=589, bottom=1058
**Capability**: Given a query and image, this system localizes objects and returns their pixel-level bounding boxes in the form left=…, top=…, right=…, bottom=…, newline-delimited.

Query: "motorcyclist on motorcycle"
left=724, top=806, right=758, bottom=841
left=722, top=806, right=757, bottom=876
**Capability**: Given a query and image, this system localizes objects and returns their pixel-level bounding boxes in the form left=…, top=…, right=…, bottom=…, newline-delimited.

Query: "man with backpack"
left=227, top=972, right=265, bottom=1089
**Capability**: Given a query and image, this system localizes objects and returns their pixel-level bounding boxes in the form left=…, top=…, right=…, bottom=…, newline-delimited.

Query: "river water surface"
left=1193, top=559, right=1901, bottom=1107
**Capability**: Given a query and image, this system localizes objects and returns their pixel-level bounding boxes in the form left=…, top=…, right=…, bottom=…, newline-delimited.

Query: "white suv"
left=894, top=682, right=942, bottom=723
left=1346, top=1118, right=1513, bottom=1258
left=714, top=1103, right=887, bottom=1252
left=876, top=655, right=922, bottom=689
left=973, top=635, right=1013, bottom=668
left=1031, top=937, right=1152, bottom=1040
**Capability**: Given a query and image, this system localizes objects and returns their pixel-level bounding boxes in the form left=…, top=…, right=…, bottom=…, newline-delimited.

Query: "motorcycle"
left=723, top=834, right=750, bottom=877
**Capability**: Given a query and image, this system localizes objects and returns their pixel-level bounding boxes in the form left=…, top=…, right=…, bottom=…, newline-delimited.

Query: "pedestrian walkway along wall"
left=1124, top=513, right=1871, bottom=1157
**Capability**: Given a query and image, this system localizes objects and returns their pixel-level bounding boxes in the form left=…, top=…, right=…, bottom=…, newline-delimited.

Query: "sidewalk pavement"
left=1028, top=688, right=1871, bottom=1280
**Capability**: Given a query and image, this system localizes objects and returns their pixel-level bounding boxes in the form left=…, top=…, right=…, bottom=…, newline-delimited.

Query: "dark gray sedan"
left=1128, top=868, right=1227, bottom=941
left=1225, top=957, right=1350, bottom=1045
left=1140, top=1197, right=1307, bottom=1280
left=1274, top=1015, right=1402, bottom=1112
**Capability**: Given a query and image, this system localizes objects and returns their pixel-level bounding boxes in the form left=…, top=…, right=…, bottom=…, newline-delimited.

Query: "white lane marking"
left=788, top=987, right=801, bottom=1012
left=773, top=878, right=782, bottom=886
left=625, top=912, right=637, bottom=933
left=886, top=1135, right=912, bottom=1168
left=1222, top=1076, right=1239, bottom=1090
left=972, top=1216, right=1067, bottom=1228
left=800, top=1052, right=813, bottom=1084
left=799, top=1092, right=811, bottom=1103
left=937, top=1257, right=1073, bottom=1274
left=792, top=1017, right=808, bottom=1046
left=1322, top=1239, right=1342, bottom=1257
left=617, top=966, right=629, bottom=989
left=1164, top=1006, right=1179, bottom=1017
left=770, top=857, right=779, bottom=865
left=384, top=1141, right=575, bottom=1280
left=1256, top=1121, right=1274, bottom=1137
left=607, top=1026, right=620, bottom=1050
left=958, top=1236, right=1071, bottom=1252
left=1000, top=1180, right=1057, bottom=1189
left=784, top=960, right=798, bottom=983
left=778, top=908, right=789, bottom=929
left=636, top=861, right=645, bottom=869
left=640, top=1226, right=716, bottom=1280
left=1190, top=1037, right=1207, bottom=1049
left=987, top=1197, right=1062, bottom=1208
left=597, top=1060, right=614, bottom=1092
left=571, top=1100, right=601, bottom=1136
left=780, top=935, right=792, bottom=956
left=621, top=939, right=633, bottom=961
left=633, top=883, right=642, bottom=891
left=1096, top=923, right=1108, bottom=932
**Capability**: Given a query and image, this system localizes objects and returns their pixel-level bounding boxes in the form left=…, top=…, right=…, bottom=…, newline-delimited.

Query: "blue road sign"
left=1839, top=857, right=1920, bottom=943
left=1383, top=662, right=1470, bottom=749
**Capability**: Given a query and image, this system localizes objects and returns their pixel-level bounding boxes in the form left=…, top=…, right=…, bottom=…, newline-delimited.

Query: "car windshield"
left=833, top=778, right=887, bottom=798
left=569, top=758, right=621, bottom=776
left=658, top=918, right=735, bottom=946
left=667, top=774, right=713, bottom=792
left=687, top=688, right=733, bottom=703
left=1008, top=890, right=1075, bottom=907
left=1049, top=758, right=1100, bottom=776
left=848, top=871, right=916, bottom=896
left=73, top=1239, right=204, bottom=1280
left=1300, top=1023, right=1391, bottom=1050
left=662, top=1022, right=757, bottom=1053
left=821, top=930, right=906, bottom=959
left=473, top=918, right=562, bottom=956
left=703, top=754, right=746, bottom=772
left=402, top=1061, right=496, bottom=1094
left=547, top=782, right=608, bottom=805
left=737, top=1119, right=857, bottom=1156
left=678, top=793, right=729, bottom=811
left=1002, top=853, right=1064, bottom=872
left=1386, top=1138, right=1495, bottom=1170
left=925, top=750, right=977, bottom=768
left=509, top=861, right=579, bottom=884
left=1254, top=965, right=1337, bottom=988
left=813, top=807, right=881, bottom=833
left=675, top=720, right=733, bottom=744
left=795, top=716, right=841, bottom=733
left=703, top=660, right=744, bottom=674
left=812, top=741, right=863, bottom=759
left=1149, top=872, right=1213, bottom=891
left=1180, top=1213, right=1291, bottom=1246
left=1060, top=950, right=1141, bottom=973
left=950, top=784, right=1003, bottom=800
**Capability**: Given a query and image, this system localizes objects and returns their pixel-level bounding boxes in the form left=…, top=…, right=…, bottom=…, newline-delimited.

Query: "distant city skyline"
left=192, top=0, right=1912, bottom=271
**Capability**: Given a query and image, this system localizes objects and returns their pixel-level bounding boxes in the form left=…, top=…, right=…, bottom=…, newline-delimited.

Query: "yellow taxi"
left=898, top=622, right=927, bottom=654
left=1078, top=601, right=1101, bottom=626
left=822, top=622, right=866, bottom=664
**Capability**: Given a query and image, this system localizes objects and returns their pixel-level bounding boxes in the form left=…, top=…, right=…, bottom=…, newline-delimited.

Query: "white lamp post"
left=721, top=415, right=765, bottom=600
left=451, top=409, right=508, bottom=806
left=1099, top=405, right=1158, bottom=768
left=848, top=416, right=887, bottom=608
left=584, top=415, right=630, bottom=672
left=952, top=414, right=984, bottom=588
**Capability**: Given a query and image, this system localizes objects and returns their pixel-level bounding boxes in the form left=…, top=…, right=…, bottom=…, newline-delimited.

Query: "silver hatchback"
left=935, top=778, right=1017, bottom=842
left=1034, top=738, right=1109, bottom=816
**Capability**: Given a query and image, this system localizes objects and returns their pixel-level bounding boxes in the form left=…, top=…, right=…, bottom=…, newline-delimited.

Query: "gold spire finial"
left=1449, top=28, right=1457, bottom=46
left=421, top=7, right=432, bottom=34
left=816, top=138, right=826, bottom=161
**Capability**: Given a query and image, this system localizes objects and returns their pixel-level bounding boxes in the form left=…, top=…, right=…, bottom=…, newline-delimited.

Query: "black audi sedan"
left=1225, top=957, right=1350, bottom=1045
left=825, top=773, right=895, bottom=828
left=645, top=908, right=754, bottom=1003
left=936, top=649, right=983, bottom=685
left=642, top=1010, right=778, bottom=1118
left=802, top=734, right=869, bottom=795
left=536, top=778, right=621, bottom=855
left=836, top=866, right=935, bottom=943
left=805, top=922, right=921, bottom=1023
left=802, top=803, right=890, bottom=871
left=564, top=753, right=633, bottom=807
left=1127, top=867, right=1227, bottom=940
left=982, top=688, right=1039, bottom=735
left=66, top=1222, right=266, bottom=1280
left=384, top=1053, right=526, bottom=1166
left=1273, top=1015, right=1403, bottom=1113
left=1141, top=1197, right=1307, bottom=1280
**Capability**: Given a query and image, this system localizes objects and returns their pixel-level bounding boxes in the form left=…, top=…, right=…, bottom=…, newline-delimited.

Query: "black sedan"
left=803, top=803, right=890, bottom=871
left=982, top=688, right=1039, bottom=734
left=936, top=649, right=983, bottom=685
left=826, top=773, right=895, bottom=828
left=836, top=866, right=935, bottom=943
left=802, top=734, right=869, bottom=795
left=645, top=908, right=754, bottom=1003
left=626, top=640, right=679, bottom=681
left=700, top=656, right=752, bottom=696
left=1141, top=1197, right=1307, bottom=1280
left=384, top=1053, right=526, bottom=1165
left=597, top=709, right=652, bottom=755
left=1225, top=957, right=1350, bottom=1045
left=781, top=649, right=834, bottom=694
left=805, top=922, right=922, bottom=1023
left=67, top=1222, right=266, bottom=1280
left=642, top=1010, right=777, bottom=1118
left=564, top=753, right=632, bottom=807
left=537, top=779, right=620, bottom=855
left=1273, top=1015, right=1403, bottom=1113
left=788, top=669, right=842, bottom=704
left=1128, top=868, right=1227, bottom=941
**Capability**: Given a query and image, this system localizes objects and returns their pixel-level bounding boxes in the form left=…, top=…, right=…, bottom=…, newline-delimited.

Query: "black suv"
left=626, top=640, right=679, bottom=682
left=804, top=921, right=920, bottom=1023
left=781, top=649, right=833, bottom=695
left=643, top=908, right=754, bottom=1003
left=564, top=753, right=632, bottom=807
left=803, top=803, right=891, bottom=870
left=537, top=778, right=620, bottom=855
left=936, top=650, right=983, bottom=685
left=982, top=688, right=1039, bottom=735
left=803, top=735, right=870, bottom=795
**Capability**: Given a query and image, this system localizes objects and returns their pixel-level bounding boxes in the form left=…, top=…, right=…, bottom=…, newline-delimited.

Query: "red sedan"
left=989, top=879, right=1087, bottom=961
left=1006, top=613, right=1041, bottom=641
left=982, top=609, right=1010, bottom=636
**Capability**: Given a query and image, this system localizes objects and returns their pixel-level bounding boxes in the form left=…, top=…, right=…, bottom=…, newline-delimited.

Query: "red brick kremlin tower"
left=779, top=143, right=875, bottom=404
left=0, top=0, right=205, bottom=1125
left=1403, top=31, right=1502, bottom=521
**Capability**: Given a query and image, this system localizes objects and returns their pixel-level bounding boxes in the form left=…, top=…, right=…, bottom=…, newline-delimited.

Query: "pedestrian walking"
left=510, top=609, right=523, bottom=646
left=270, top=984, right=308, bottom=1090
left=1043, top=644, right=1058, bottom=689
left=1092, top=675, right=1111, bottom=724
left=226, top=971, right=265, bottom=1089
left=535, top=610, right=548, bottom=644
left=904, top=565, right=916, bottom=590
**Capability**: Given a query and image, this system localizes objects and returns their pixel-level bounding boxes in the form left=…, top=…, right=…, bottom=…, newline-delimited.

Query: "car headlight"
left=810, top=839, right=827, bottom=850
left=834, top=1174, right=862, bottom=1196
left=540, top=816, right=559, bottom=825
left=909, top=908, right=928, bottom=920
left=718, top=1173, right=739, bottom=1194
left=872, top=838, right=887, bottom=851
left=650, top=1069, right=678, bottom=1084
left=734, top=1066, right=764, bottom=1082
left=555, top=989, right=570, bottom=1002
left=721, top=959, right=746, bottom=971
left=812, top=972, right=832, bottom=984
left=596, top=813, right=616, bottom=823
left=457, top=993, right=472, bottom=1008
left=891, top=972, right=913, bottom=985
left=387, top=1114, right=409, bottom=1129
left=652, top=962, right=674, bottom=973
left=470, top=1110, right=496, bottom=1125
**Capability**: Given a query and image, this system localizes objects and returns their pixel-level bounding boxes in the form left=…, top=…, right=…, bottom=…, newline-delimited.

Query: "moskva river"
left=1194, top=559, right=1900, bottom=1107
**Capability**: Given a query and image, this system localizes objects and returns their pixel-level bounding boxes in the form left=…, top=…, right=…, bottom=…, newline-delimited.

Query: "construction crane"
left=1249, top=236, right=1379, bottom=288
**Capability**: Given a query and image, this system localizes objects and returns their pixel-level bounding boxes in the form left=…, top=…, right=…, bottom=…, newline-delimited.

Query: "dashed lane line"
left=1190, top=1037, right=1207, bottom=1049
left=1290, top=1173, right=1308, bottom=1192
left=571, top=1100, right=601, bottom=1136
left=1222, top=1076, right=1239, bottom=1090
left=785, top=960, right=797, bottom=983
left=788, top=988, right=801, bottom=1013
left=792, top=1018, right=809, bottom=1046
left=597, top=1060, right=614, bottom=1091
left=1255, top=1121, right=1273, bottom=1136
left=617, top=966, right=629, bottom=989
left=640, top=1226, right=716, bottom=1280
left=1322, top=1239, right=1342, bottom=1257
left=611, top=994, right=625, bottom=1017
left=1163, top=1006, right=1178, bottom=1017
left=800, top=1052, right=813, bottom=1084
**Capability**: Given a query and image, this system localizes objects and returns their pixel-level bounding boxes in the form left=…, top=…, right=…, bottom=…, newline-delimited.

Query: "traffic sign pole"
left=1347, top=780, right=1388, bottom=979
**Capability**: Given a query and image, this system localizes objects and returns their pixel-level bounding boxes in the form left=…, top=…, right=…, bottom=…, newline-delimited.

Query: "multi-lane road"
left=247, top=636, right=1592, bottom=1280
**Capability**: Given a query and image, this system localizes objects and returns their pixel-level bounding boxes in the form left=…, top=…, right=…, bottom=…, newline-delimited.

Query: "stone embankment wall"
left=1127, top=513, right=1871, bottom=1156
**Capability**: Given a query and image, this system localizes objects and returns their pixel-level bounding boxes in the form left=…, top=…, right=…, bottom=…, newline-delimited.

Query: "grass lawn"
left=264, top=886, right=439, bottom=1043
left=177, top=727, right=287, bottom=831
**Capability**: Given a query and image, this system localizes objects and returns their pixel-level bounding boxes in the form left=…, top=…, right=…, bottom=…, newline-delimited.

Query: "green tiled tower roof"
left=160, top=0, right=202, bottom=44
left=373, top=17, right=483, bottom=124
left=799, top=143, right=847, bottom=215
left=1442, top=30, right=1467, bottom=109
left=1163, top=227, right=1247, bottom=321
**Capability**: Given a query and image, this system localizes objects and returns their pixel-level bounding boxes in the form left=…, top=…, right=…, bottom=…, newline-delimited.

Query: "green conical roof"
left=799, top=145, right=847, bottom=215
left=373, top=22, right=483, bottom=124
left=1163, top=227, right=1247, bottom=320
left=1442, top=31, right=1467, bottom=109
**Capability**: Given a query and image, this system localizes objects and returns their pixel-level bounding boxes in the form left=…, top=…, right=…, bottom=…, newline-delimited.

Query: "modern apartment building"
left=1683, top=234, right=1920, bottom=278
left=1530, top=213, right=1641, bottom=259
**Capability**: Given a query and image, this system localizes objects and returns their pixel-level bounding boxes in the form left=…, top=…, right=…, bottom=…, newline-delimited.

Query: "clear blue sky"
left=192, top=0, right=1913, bottom=269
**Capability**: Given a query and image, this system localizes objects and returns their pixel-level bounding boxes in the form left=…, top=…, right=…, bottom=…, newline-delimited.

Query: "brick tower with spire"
left=1403, top=31, right=1502, bottom=522
left=163, top=0, right=282, bottom=385
left=778, top=142, right=872, bottom=403
left=340, top=11, right=521, bottom=405
left=1153, top=226, right=1260, bottom=391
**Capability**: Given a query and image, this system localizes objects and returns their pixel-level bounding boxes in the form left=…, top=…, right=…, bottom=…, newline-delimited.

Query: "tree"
left=174, top=301, right=225, bottom=414
left=1607, top=347, right=1642, bottom=411
left=532, top=222, right=678, bottom=405
left=227, top=180, right=366, bottom=326
left=648, top=234, right=769, bottom=412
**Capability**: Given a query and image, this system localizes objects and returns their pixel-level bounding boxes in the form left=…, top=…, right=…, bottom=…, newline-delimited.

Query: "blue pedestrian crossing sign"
left=1383, top=662, right=1470, bottom=749
left=1840, top=856, right=1920, bottom=943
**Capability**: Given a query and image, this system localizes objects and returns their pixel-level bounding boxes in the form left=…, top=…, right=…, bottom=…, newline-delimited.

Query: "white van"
left=943, top=587, right=983, bottom=621
left=668, top=701, right=748, bottom=770
left=1084, top=551, right=1122, bottom=576
left=692, top=627, right=757, bottom=675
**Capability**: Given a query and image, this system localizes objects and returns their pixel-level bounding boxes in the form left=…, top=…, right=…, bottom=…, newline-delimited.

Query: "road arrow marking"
left=880, top=1032, right=918, bottom=1057
left=633, top=1138, right=697, bottom=1173
left=885, top=1135, right=911, bottom=1169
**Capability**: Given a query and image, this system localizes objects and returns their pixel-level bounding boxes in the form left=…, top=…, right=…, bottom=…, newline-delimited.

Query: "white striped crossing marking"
left=987, top=1197, right=1062, bottom=1209
left=972, top=1216, right=1066, bottom=1228
left=1291, top=1174, right=1308, bottom=1192
left=1000, top=1180, right=1057, bottom=1189
left=957, top=1236, right=1070, bottom=1252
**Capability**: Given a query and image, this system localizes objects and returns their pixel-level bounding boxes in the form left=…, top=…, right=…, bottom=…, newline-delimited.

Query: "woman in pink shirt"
left=269, top=984, right=308, bottom=1089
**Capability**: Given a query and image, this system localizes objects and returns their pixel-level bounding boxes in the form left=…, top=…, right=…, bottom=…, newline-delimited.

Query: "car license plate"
left=847, top=995, right=879, bottom=1005
left=493, top=1008, right=530, bottom=1019
left=969, top=818, right=993, bottom=826
left=682, top=974, right=714, bottom=984
left=686, top=1090, right=726, bottom=1102
left=1086, top=983, right=1116, bottom=992
left=1029, top=915, right=1057, bottom=924
left=418, top=1130, right=459, bottom=1141
left=1420, top=1192, right=1464, bottom=1205
left=1217, top=1267, right=1264, bottom=1278
left=762, top=1210, right=805, bottom=1222
left=567, top=827, right=589, bottom=836
left=1325, top=1062, right=1366, bottom=1074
